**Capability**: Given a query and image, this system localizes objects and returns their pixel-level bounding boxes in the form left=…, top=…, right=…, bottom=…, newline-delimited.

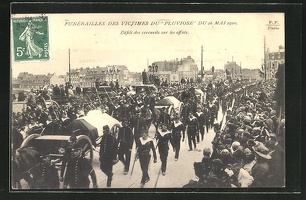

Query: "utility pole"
left=240, top=61, right=242, bottom=78
left=68, top=49, right=71, bottom=83
left=201, top=45, right=204, bottom=79
left=232, top=56, right=236, bottom=78
left=264, top=36, right=267, bottom=80
left=234, top=62, right=236, bottom=77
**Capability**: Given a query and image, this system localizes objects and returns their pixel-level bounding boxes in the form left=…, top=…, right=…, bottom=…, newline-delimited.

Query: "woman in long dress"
left=19, top=20, right=44, bottom=58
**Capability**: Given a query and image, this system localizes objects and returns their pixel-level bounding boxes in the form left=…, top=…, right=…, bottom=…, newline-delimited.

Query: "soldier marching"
left=12, top=77, right=285, bottom=188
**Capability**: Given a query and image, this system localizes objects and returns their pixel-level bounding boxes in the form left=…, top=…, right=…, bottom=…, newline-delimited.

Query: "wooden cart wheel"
left=179, top=102, right=184, bottom=118
left=50, top=100, right=60, bottom=109
left=168, top=105, right=174, bottom=118
left=20, top=134, right=40, bottom=148
left=75, top=135, right=94, bottom=163
left=111, top=124, right=121, bottom=140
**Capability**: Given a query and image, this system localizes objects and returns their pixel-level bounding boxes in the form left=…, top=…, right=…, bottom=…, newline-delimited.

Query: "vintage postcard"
left=11, top=13, right=285, bottom=190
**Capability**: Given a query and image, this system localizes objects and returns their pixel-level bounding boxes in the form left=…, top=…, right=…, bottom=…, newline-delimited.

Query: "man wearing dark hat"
left=43, top=114, right=61, bottom=135
left=61, top=147, right=98, bottom=189
left=208, top=102, right=216, bottom=129
left=158, top=107, right=171, bottom=129
left=130, top=110, right=147, bottom=142
left=181, top=101, right=191, bottom=127
left=118, top=118, right=134, bottom=175
left=203, top=104, right=211, bottom=133
left=142, top=69, right=148, bottom=84
left=52, top=84, right=61, bottom=96
left=32, top=155, right=60, bottom=189
left=186, top=112, right=199, bottom=151
left=144, top=91, right=156, bottom=115
left=120, top=100, right=132, bottom=122
left=60, top=112, right=72, bottom=135
left=99, top=125, right=119, bottom=187
left=60, top=135, right=77, bottom=188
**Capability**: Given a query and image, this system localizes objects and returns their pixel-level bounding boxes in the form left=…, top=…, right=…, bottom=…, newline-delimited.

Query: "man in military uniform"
left=181, top=101, right=191, bottom=127
left=99, top=125, right=119, bottom=187
left=157, top=107, right=171, bottom=129
left=195, top=107, right=205, bottom=142
left=62, top=148, right=98, bottom=189
left=130, top=110, right=147, bottom=142
left=209, top=101, right=216, bottom=129
left=144, top=91, right=156, bottom=117
left=60, top=112, right=72, bottom=135
left=32, top=155, right=60, bottom=189
left=43, top=114, right=61, bottom=135
left=186, top=112, right=199, bottom=151
left=136, top=131, right=157, bottom=188
left=120, top=100, right=132, bottom=122
left=118, top=118, right=134, bottom=175
left=60, top=135, right=98, bottom=189
left=170, top=116, right=185, bottom=161
left=156, top=123, right=171, bottom=175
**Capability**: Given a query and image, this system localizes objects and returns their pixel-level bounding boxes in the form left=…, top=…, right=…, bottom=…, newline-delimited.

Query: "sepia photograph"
left=10, top=12, right=286, bottom=190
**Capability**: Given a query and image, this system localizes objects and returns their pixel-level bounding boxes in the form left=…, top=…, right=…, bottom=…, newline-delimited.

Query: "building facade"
left=65, top=65, right=130, bottom=88
left=79, top=67, right=106, bottom=88
left=241, top=69, right=261, bottom=80
left=15, top=72, right=52, bottom=89
left=265, top=45, right=285, bottom=79
left=50, top=73, right=66, bottom=86
left=224, top=61, right=242, bottom=79
left=149, top=56, right=198, bottom=83
left=65, top=69, right=81, bottom=88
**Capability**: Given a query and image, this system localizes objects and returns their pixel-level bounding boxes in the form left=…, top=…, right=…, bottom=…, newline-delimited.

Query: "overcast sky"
left=11, top=13, right=284, bottom=78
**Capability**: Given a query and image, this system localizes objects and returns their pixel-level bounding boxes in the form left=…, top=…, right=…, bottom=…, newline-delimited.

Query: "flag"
left=259, top=65, right=265, bottom=77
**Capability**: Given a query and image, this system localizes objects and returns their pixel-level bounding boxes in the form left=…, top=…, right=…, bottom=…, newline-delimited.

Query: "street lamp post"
left=106, top=66, right=118, bottom=83
left=148, top=63, right=158, bottom=83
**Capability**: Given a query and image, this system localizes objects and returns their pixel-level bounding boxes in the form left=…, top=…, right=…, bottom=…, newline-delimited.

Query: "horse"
left=12, top=147, right=41, bottom=189
left=36, top=94, right=47, bottom=109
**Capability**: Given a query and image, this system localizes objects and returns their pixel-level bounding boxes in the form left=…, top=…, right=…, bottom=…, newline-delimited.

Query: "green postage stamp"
left=12, top=16, right=49, bottom=61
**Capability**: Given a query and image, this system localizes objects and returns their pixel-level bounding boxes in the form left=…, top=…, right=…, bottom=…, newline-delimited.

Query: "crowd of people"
left=186, top=80, right=285, bottom=188
left=12, top=76, right=285, bottom=189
